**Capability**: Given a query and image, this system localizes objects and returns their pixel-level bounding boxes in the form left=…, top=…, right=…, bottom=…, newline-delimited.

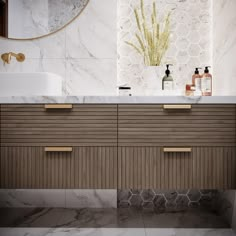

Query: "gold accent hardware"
left=44, top=104, right=73, bottom=109
left=163, top=147, right=192, bottom=153
left=1, top=52, right=25, bottom=64
left=163, top=105, right=192, bottom=110
left=45, top=147, right=73, bottom=152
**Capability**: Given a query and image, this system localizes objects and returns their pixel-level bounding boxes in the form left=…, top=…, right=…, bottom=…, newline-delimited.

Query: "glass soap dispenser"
left=201, top=66, right=212, bottom=96
left=162, top=64, right=174, bottom=91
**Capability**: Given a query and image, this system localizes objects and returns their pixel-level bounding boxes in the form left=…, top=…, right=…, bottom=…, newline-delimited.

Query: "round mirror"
left=0, top=0, right=89, bottom=40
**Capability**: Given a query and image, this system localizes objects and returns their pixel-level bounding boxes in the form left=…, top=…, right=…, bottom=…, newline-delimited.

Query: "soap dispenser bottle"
left=201, top=66, right=212, bottom=96
left=162, top=64, right=173, bottom=91
left=192, top=68, right=202, bottom=91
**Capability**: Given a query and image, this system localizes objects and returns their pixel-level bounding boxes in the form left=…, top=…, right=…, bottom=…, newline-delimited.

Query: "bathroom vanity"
left=0, top=96, right=236, bottom=190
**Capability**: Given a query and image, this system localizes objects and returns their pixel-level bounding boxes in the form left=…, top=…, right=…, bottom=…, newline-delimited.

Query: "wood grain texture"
left=0, top=146, right=117, bottom=189
left=118, top=146, right=236, bottom=189
left=118, top=105, right=236, bottom=146
left=193, top=147, right=236, bottom=189
left=1, top=105, right=118, bottom=146
left=118, top=147, right=193, bottom=189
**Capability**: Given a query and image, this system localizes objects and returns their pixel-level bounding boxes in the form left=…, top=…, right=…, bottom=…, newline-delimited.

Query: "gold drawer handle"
left=45, top=147, right=73, bottom=152
left=163, top=105, right=192, bottom=110
left=44, top=104, right=73, bottom=109
left=163, top=147, right=192, bottom=153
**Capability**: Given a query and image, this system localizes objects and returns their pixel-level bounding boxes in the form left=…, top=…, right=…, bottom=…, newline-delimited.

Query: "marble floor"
left=0, top=208, right=235, bottom=236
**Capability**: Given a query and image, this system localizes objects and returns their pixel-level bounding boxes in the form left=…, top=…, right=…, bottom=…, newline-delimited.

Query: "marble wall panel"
left=0, top=0, right=117, bottom=95
left=213, top=0, right=236, bottom=95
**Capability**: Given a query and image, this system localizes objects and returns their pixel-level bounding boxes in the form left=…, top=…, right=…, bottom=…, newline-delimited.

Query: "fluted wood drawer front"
left=1, top=105, right=118, bottom=146
left=118, top=146, right=236, bottom=189
left=0, top=146, right=117, bottom=189
left=118, top=147, right=193, bottom=189
left=118, top=105, right=236, bottom=146
left=193, top=147, right=236, bottom=189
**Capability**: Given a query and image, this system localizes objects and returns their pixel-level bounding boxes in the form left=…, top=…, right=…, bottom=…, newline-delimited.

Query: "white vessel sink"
left=0, top=72, right=62, bottom=96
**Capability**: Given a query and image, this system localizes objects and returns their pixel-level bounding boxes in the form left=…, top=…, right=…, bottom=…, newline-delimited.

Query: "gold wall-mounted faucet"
left=1, top=52, right=25, bottom=64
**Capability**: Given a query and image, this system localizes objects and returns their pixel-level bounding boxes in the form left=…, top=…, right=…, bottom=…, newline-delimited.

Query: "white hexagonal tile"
left=176, top=24, right=190, bottom=37
left=177, top=51, right=189, bottom=64
left=188, top=44, right=201, bottom=57
left=176, top=38, right=190, bottom=50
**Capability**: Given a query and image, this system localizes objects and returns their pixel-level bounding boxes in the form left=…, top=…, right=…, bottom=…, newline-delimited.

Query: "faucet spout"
left=1, top=52, right=25, bottom=64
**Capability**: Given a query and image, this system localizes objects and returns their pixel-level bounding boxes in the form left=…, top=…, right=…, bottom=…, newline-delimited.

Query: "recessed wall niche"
left=117, top=0, right=212, bottom=95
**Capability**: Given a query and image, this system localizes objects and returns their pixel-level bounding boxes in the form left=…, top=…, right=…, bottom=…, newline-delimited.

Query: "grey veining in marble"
left=215, top=191, right=236, bottom=228
left=232, top=192, right=236, bottom=234
left=0, top=190, right=65, bottom=208
left=0, top=0, right=117, bottom=96
left=0, top=207, right=234, bottom=235
left=1, top=96, right=236, bottom=104
left=65, top=190, right=117, bottom=209
left=213, top=0, right=236, bottom=96
left=7, top=0, right=89, bottom=39
left=0, top=190, right=117, bottom=209
left=118, top=0, right=211, bottom=95
left=0, top=207, right=231, bottom=229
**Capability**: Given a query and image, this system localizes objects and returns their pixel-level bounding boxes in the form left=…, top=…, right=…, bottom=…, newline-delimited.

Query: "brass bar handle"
left=163, top=147, right=192, bottom=153
left=163, top=105, right=192, bottom=110
left=45, top=147, right=73, bottom=152
left=44, top=104, right=73, bottom=109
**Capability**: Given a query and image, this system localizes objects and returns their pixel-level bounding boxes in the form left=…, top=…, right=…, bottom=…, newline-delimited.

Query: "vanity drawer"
left=0, top=104, right=118, bottom=146
left=118, top=104, right=236, bottom=146
left=118, top=146, right=236, bottom=189
left=118, top=146, right=193, bottom=189
left=0, top=146, right=117, bottom=189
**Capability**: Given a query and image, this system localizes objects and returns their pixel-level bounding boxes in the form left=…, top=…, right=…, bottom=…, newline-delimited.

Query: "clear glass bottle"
left=192, top=68, right=202, bottom=92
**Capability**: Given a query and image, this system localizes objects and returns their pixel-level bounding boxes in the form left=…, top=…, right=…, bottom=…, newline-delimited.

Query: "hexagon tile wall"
left=118, top=189, right=231, bottom=213
left=118, top=0, right=212, bottom=95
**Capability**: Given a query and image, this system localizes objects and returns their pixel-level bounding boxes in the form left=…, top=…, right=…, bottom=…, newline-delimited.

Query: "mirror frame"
left=0, top=0, right=90, bottom=41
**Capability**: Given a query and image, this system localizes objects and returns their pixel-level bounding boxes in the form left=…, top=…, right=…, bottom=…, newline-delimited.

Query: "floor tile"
left=46, top=228, right=146, bottom=236
left=145, top=229, right=236, bottom=236
left=142, top=209, right=229, bottom=228
left=0, top=228, right=50, bottom=236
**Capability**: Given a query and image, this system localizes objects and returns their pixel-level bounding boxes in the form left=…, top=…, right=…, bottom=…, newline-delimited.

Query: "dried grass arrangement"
left=126, top=0, right=171, bottom=66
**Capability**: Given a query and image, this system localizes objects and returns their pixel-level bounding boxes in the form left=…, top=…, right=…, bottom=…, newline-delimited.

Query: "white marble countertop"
left=0, top=96, right=236, bottom=104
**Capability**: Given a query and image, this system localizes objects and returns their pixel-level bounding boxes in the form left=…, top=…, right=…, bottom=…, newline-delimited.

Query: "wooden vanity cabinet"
left=118, top=146, right=236, bottom=189
left=0, top=146, right=117, bottom=189
left=0, top=104, right=117, bottom=147
left=118, top=104, right=236, bottom=189
left=0, top=103, right=236, bottom=190
left=0, top=104, right=118, bottom=189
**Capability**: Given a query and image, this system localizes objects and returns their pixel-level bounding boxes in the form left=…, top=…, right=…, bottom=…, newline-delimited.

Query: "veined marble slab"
left=0, top=189, right=117, bottom=208
left=1, top=96, right=236, bottom=104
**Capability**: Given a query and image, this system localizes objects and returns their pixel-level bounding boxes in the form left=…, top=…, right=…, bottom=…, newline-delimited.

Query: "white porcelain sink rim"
left=0, top=72, right=63, bottom=96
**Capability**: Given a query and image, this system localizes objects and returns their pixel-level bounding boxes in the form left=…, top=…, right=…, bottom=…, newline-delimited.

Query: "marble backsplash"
left=0, top=0, right=117, bottom=96
left=117, top=0, right=212, bottom=95
left=1, top=0, right=236, bottom=95
left=213, top=0, right=236, bottom=95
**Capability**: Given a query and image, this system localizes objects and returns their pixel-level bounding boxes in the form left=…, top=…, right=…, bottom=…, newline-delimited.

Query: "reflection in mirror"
left=0, top=0, right=89, bottom=39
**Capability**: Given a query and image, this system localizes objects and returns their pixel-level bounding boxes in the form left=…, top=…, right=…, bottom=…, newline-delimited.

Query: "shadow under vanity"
left=0, top=97, right=236, bottom=230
